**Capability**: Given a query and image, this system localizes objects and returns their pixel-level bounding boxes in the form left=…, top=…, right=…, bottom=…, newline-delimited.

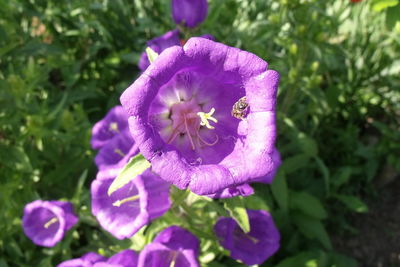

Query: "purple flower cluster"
left=22, top=1, right=283, bottom=266
left=22, top=200, right=78, bottom=247
left=90, top=107, right=171, bottom=239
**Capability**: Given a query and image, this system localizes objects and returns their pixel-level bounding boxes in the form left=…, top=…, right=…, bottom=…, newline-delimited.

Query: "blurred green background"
left=1, top=0, right=399, bottom=266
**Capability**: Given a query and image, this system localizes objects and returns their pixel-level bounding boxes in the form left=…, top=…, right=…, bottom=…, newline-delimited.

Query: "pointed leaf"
left=108, top=154, right=151, bottom=196
left=223, top=197, right=250, bottom=233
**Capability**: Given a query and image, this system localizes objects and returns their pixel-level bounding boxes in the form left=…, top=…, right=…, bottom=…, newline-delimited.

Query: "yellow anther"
left=44, top=217, right=58, bottom=229
left=197, top=108, right=218, bottom=129
left=109, top=122, right=119, bottom=133
left=112, top=195, right=140, bottom=207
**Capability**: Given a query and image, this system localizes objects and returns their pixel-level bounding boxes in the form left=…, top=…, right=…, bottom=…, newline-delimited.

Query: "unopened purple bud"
left=171, top=0, right=208, bottom=28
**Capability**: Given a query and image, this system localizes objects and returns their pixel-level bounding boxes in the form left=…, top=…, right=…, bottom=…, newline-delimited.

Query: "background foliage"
left=0, top=0, right=399, bottom=266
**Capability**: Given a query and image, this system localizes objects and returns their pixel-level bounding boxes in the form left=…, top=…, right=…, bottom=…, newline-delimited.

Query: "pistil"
left=166, top=101, right=219, bottom=150
left=44, top=217, right=58, bottom=229
left=114, top=148, right=125, bottom=157
left=112, top=195, right=140, bottom=207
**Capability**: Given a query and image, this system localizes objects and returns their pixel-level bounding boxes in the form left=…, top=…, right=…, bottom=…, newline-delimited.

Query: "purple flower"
left=94, top=130, right=139, bottom=180
left=58, top=252, right=106, bottom=267
left=22, top=200, right=78, bottom=247
left=120, top=37, right=280, bottom=195
left=58, top=250, right=138, bottom=267
left=138, top=226, right=200, bottom=267
left=214, top=209, right=280, bottom=265
left=171, top=0, right=208, bottom=28
left=253, top=148, right=281, bottom=184
left=91, top=106, right=129, bottom=150
left=138, top=30, right=181, bottom=71
left=91, top=169, right=171, bottom=239
left=206, top=184, right=254, bottom=199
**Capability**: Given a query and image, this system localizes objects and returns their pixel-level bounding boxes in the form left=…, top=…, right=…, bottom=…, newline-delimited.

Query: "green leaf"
left=291, top=191, right=327, bottom=220
left=0, top=145, right=32, bottom=172
left=385, top=5, right=400, bottom=30
left=297, top=132, right=318, bottom=157
left=281, top=153, right=310, bottom=174
left=243, top=195, right=270, bottom=211
left=314, top=157, right=330, bottom=194
left=146, top=47, right=159, bottom=63
left=271, top=169, right=289, bottom=212
left=334, top=194, right=368, bottom=213
left=276, top=251, right=320, bottom=267
left=223, top=197, right=250, bottom=233
left=292, top=213, right=332, bottom=250
left=372, top=0, right=398, bottom=12
left=332, top=167, right=352, bottom=188
left=328, top=252, right=358, bottom=267
left=108, top=154, right=151, bottom=196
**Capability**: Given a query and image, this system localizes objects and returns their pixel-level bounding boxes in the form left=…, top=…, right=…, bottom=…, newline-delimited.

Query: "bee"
left=231, top=96, right=249, bottom=120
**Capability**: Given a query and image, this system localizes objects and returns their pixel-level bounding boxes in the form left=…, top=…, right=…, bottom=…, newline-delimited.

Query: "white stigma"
left=197, top=108, right=218, bottom=129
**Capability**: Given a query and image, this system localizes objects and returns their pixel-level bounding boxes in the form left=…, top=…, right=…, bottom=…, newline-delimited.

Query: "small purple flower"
left=207, top=184, right=254, bottom=199
left=58, top=250, right=138, bottom=267
left=121, top=37, right=280, bottom=195
left=94, top=130, right=139, bottom=180
left=171, top=0, right=208, bottom=28
left=58, top=252, right=106, bottom=267
left=91, top=106, right=129, bottom=150
left=138, top=226, right=200, bottom=267
left=214, top=209, right=280, bottom=265
left=138, top=30, right=181, bottom=71
left=91, top=169, right=171, bottom=239
left=22, top=200, right=78, bottom=247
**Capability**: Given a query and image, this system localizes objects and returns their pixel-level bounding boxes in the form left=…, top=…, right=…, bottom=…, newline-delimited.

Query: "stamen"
left=109, top=122, right=119, bottom=133
left=197, top=132, right=219, bottom=147
left=114, top=149, right=125, bottom=157
left=244, top=234, right=259, bottom=244
left=112, top=195, right=140, bottom=207
left=183, top=115, right=196, bottom=150
left=169, top=252, right=178, bottom=267
left=197, top=108, right=218, bottom=129
left=44, top=217, right=58, bottom=229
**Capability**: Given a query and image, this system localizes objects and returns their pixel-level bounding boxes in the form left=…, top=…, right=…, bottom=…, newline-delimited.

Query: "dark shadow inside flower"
left=149, top=71, right=244, bottom=165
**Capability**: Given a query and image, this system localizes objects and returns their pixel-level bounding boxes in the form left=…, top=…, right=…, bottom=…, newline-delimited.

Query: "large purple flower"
left=171, top=0, right=208, bottom=28
left=91, top=169, right=171, bottom=239
left=138, top=226, right=200, bottom=267
left=138, top=30, right=181, bottom=71
left=22, top=200, right=78, bottom=247
left=94, top=129, right=139, bottom=180
left=91, top=106, right=129, bottom=150
left=58, top=250, right=138, bottom=267
left=121, top=37, right=280, bottom=195
left=214, top=209, right=280, bottom=265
